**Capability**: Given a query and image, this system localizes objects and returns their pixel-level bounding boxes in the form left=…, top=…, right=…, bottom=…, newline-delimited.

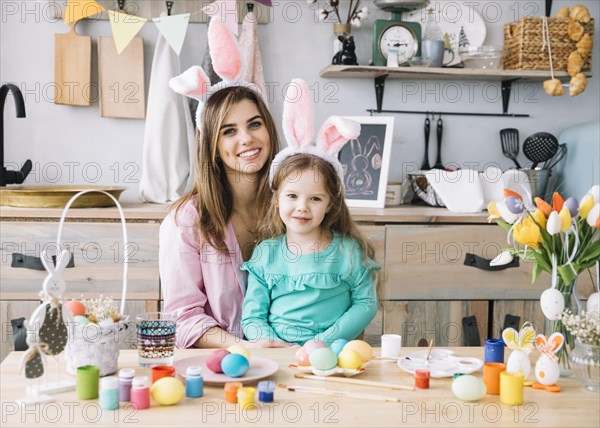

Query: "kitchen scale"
left=372, top=0, right=428, bottom=66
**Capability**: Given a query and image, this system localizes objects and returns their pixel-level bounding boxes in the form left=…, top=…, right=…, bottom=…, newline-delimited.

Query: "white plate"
left=398, top=349, right=483, bottom=378
left=403, top=1, right=487, bottom=67
left=174, top=355, right=278, bottom=385
left=289, top=361, right=370, bottom=378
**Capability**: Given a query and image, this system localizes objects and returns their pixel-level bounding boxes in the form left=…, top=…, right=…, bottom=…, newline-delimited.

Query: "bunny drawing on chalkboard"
left=344, top=135, right=382, bottom=197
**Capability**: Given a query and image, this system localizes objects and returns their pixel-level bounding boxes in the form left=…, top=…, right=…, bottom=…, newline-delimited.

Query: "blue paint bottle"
left=185, top=366, right=204, bottom=398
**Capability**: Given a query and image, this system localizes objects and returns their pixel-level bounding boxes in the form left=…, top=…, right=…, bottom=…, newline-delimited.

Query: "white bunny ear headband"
left=269, top=78, right=361, bottom=189
left=169, top=19, right=265, bottom=129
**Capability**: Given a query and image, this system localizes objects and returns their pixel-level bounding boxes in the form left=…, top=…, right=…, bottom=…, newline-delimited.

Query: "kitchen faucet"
left=1, top=83, right=32, bottom=186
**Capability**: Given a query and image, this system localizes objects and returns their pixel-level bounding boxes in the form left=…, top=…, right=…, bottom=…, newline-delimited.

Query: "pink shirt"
left=159, top=198, right=247, bottom=348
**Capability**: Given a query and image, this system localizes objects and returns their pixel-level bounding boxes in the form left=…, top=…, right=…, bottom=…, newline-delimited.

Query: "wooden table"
left=1, top=347, right=597, bottom=427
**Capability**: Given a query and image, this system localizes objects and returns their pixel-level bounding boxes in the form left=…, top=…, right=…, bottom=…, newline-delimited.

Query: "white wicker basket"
left=56, top=190, right=129, bottom=377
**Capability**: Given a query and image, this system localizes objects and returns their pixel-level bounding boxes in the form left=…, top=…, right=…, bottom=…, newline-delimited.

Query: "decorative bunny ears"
left=169, top=18, right=264, bottom=129
left=269, top=79, right=361, bottom=188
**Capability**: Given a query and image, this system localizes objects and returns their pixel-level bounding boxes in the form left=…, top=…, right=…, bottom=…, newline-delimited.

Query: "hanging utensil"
left=500, top=128, right=521, bottom=169
left=522, top=132, right=559, bottom=169
left=432, top=116, right=444, bottom=170
left=421, top=116, right=431, bottom=170
left=544, top=143, right=567, bottom=171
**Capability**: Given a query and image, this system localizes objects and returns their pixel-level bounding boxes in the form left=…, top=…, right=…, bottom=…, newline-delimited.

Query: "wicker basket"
left=504, top=17, right=594, bottom=71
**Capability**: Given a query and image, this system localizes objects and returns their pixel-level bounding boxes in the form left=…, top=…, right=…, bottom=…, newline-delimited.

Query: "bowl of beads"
left=289, top=339, right=372, bottom=377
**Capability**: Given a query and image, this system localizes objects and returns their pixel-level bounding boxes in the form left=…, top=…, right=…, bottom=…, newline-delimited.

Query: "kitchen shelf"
left=320, top=64, right=591, bottom=117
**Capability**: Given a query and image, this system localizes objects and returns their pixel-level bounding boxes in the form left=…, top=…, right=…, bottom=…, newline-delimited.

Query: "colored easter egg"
left=227, top=344, right=250, bottom=360
left=303, top=338, right=327, bottom=354
left=73, top=315, right=91, bottom=326
left=221, top=354, right=250, bottom=378
left=337, top=349, right=363, bottom=369
left=309, top=348, right=338, bottom=371
left=505, top=196, right=524, bottom=214
left=564, top=197, right=579, bottom=217
left=295, top=347, right=311, bottom=366
left=343, top=340, right=373, bottom=362
left=451, top=375, right=486, bottom=401
left=206, top=349, right=230, bottom=373
left=330, top=339, right=348, bottom=356
left=64, top=300, right=86, bottom=317
left=150, top=377, right=185, bottom=405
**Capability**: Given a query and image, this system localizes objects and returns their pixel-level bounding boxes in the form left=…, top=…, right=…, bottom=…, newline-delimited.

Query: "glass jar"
left=570, top=340, right=600, bottom=392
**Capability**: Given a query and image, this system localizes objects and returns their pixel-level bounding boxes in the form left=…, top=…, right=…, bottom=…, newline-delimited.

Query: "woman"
left=159, top=85, right=289, bottom=349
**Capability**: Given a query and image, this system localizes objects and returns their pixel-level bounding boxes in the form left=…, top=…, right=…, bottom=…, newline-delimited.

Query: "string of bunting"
left=63, top=0, right=272, bottom=55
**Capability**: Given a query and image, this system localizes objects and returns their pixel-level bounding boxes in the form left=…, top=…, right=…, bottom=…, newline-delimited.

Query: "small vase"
left=331, top=23, right=357, bottom=65
left=570, top=340, right=600, bottom=392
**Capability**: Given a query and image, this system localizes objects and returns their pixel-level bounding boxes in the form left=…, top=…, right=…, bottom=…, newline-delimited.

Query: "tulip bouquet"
left=488, top=185, right=600, bottom=368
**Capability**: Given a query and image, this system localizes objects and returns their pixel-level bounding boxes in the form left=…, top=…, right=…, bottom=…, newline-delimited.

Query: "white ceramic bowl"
left=459, top=46, right=507, bottom=70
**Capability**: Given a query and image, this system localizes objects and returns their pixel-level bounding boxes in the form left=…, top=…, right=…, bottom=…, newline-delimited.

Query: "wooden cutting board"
left=98, top=36, right=146, bottom=119
left=54, top=21, right=91, bottom=106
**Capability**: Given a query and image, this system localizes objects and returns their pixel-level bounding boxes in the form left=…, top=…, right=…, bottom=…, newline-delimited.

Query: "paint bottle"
left=185, top=366, right=204, bottom=398
left=99, top=376, right=119, bottom=410
left=118, top=368, right=135, bottom=402
left=257, top=381, right=275, bottom=403
left=130, top=376, right=150, bottom=410
left=224, top=382, right=243, bottom=403
left=415, top=369, right=430, bottom=389
left=237, top=387, right=256, bottom=410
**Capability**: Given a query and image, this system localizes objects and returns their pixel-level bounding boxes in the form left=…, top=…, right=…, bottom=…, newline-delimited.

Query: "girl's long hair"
left=260, top=154, right=383, bottom=300
left=173, top=86, right=279, bottom=253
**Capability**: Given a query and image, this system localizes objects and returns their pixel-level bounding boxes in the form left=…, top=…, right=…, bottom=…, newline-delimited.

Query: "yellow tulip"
left=559, top=206, right=572, bottom=231
left=513, top=221, right=542, bottom=249
left=546, top=211, right=562, bottom=235
left=487, top=201, right=500, bottom=222
left=579, top=194, right=594, bottom=218
left=531, top=209, right=547, bottom=229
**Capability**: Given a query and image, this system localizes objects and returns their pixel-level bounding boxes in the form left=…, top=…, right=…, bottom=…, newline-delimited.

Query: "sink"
left=0, top=185, right=126, bottom=208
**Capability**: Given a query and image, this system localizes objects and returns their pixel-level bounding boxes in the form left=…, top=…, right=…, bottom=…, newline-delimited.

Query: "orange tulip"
left=552, top=192, right=565, bottom=212
left=504, top=189, right=523, bottom=200
left=535, top=197, right=552, bottom=217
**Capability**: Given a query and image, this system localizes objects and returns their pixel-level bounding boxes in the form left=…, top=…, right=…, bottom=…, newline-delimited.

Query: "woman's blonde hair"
left=173, top=86, right=279, bottom=253
left=260, top=154, right=383, bottom=299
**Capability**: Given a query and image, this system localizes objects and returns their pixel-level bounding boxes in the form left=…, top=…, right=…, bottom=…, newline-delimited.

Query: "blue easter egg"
left=330, top=339, right=348, bottom=356
left=505, top=196, right=524, bottom=214
left=564, top=197, right=579, bottom=217
left=221, top=353, right=250, bottom=378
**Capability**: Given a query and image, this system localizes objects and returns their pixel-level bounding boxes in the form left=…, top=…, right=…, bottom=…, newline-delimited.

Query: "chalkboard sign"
left=338, top=117, right=394, bottom=208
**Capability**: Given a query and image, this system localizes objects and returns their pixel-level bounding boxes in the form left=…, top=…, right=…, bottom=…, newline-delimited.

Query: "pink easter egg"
left=303, top=338, right=327, bottom=355
left=64, top=300, right=86, bottom=317
left=295, top=347, right=311, bottom=366
left=206, top=349, right=230, bottom=373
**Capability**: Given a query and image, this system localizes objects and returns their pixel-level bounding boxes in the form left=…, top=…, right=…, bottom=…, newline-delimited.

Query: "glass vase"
left=570, top=340, right=600, bottom=392
left=544, top=278, right=577, bottom=377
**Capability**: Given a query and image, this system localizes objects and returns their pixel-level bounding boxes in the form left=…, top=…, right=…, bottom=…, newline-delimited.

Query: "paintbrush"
left=426, top=338, right=434, bottom=365
left=278, top=383, right=400, bottom=402
left=294, top=373, right=414, bottom=391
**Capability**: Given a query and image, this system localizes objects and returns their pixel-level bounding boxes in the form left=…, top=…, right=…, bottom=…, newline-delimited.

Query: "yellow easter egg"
left=227, top=344, right=251, bottom=361
left=337, top=349, right=363, bottom=369
left=150, top=377, right=185, bottom=406
left=343, top=340, right=373, bottom=362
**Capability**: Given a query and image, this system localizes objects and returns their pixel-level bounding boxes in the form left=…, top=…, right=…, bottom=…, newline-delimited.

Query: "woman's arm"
left=194, top=326, right=290, bottom=348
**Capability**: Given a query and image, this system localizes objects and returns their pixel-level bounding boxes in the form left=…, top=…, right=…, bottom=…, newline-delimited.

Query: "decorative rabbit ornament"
left=502, top=322, right=536, bottom=379
left=269, top=78, right=361, bottom=187
left=534, top=333, right=564, bottom=387
left=169, top=18, right=265, bottom=130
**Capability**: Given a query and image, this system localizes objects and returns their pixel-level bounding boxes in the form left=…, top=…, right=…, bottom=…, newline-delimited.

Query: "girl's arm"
left=241, top=269, right=284, bottom=343
left=315, top=263, right=379, bottom=345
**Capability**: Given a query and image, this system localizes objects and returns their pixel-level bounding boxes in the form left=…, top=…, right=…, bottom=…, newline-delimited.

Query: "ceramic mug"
left=386, top=183, right=402, bottom=206
left=421, top=40, right=455, bottom=67
left=381, top=334, right=402, bottom=357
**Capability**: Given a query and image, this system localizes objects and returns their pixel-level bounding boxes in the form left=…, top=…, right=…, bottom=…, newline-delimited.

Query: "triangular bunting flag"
left=108, top=10, right=147, bottom=55
left=153, top=13, right=190, bottom=56
left=255, top=0, right=273, bottom=6
left=64, top=0, right=104, bottom=23
left=203, top=0, right=238, bottom=36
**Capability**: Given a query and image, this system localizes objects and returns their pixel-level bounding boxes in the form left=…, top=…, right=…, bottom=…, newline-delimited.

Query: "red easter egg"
left=64, top=300, right=86, bottom=317
left=295, top=347, right=311, bottom=366
left=303, top=338, right=327, bottom=355
left=206, top=349, right=230, bottom=373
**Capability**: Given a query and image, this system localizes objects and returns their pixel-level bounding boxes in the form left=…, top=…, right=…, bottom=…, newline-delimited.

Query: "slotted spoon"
left=523, top=132, right=559, bottom=169
left=500, top=128, right=521, bottom=169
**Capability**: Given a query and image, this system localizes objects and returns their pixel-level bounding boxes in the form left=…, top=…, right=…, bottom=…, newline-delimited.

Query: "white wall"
left=2, top=0, right=599, bottom=202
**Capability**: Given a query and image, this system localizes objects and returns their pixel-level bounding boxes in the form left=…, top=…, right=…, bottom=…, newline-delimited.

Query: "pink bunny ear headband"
left=168, top=19, right=266, bottom=129
left=269, top=79, right=361, bottom=190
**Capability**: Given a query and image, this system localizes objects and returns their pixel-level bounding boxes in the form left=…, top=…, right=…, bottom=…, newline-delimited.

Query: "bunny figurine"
left=502, top=323, right=536, bottom=379
left=534, top=333, right=564, bottom=387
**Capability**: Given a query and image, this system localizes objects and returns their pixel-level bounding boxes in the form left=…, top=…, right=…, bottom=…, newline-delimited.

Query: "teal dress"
left=241, top=232, right=379, bottom=345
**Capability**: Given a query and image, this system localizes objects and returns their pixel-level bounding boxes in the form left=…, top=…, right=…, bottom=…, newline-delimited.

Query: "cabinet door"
left=383, top=300, right=488, bottom=347
left=384, top=225, right=545, bottom=300
left=0, top=300, right=158, bottom=362
left=0, top=221, right=160, bottom=300
left=492, top=300, right=546, bottom=338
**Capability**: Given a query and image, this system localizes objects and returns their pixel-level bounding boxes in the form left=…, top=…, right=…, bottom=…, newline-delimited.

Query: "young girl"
left=241, top=79, right=380, bottom=345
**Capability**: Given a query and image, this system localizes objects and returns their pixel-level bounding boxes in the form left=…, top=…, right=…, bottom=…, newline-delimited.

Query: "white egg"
left=586, top=292, right=600, bottom=314
left=506, top=350, right=531, bottom=379
left=535, top=354, right=560, bottom=385
left=540, top=288, right=565, bottom=321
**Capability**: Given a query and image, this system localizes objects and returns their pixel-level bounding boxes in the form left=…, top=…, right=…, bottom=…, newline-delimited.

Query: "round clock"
left=378, top=25, right=418, bottom=64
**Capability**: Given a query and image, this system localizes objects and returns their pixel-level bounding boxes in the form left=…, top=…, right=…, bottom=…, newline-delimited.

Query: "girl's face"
left=277, top=168, right=331, bottom=242
left=217, top=99, right=271, bottom=176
